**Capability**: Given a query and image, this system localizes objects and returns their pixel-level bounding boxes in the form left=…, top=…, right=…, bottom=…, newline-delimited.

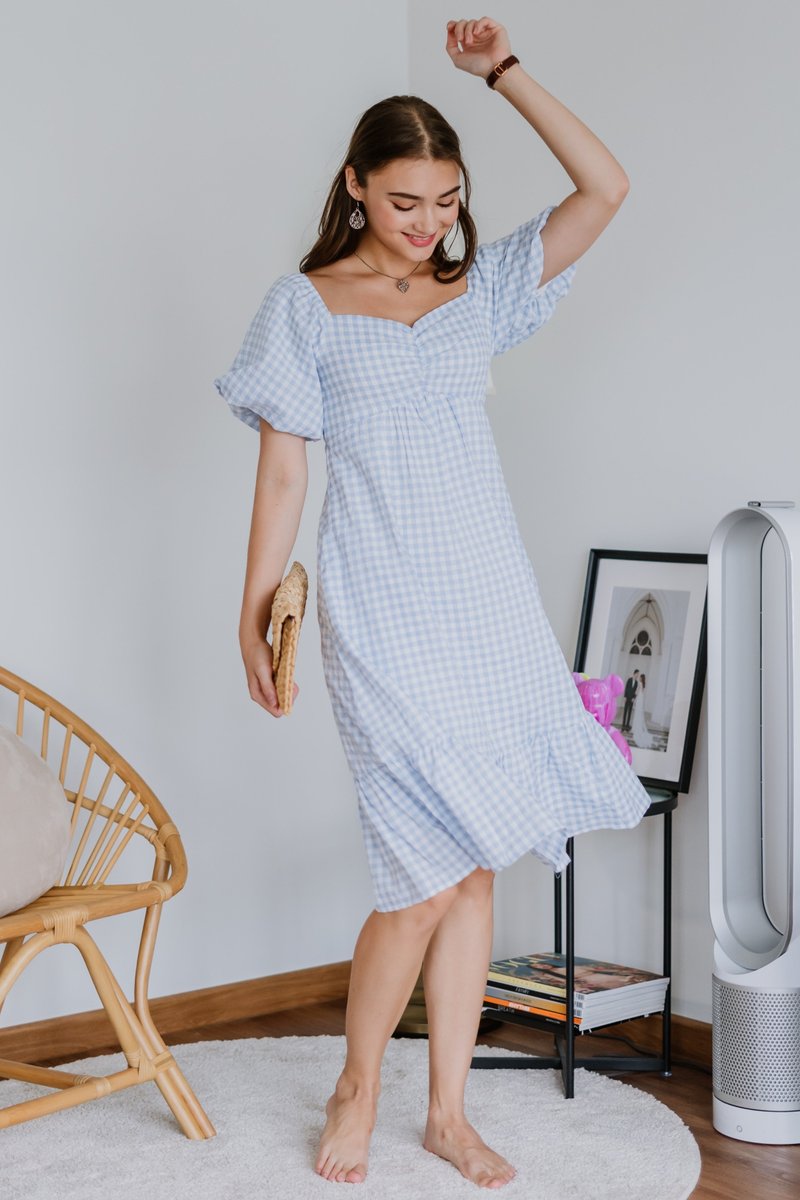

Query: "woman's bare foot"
left=315, top=1080, right=378, bottom=1184
left=423, top=1113, right=516, bottom=1188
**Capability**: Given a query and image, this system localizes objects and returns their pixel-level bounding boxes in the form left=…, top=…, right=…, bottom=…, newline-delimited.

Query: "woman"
left=631, top=672, right=658, bottom=750
left=214, top=15, right=652, bottom=1190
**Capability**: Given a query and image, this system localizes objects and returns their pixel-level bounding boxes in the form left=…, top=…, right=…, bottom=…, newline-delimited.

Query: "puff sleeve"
left=214, top=273, right=324, bottom=440
left=475, top=205, right=577, bottom=356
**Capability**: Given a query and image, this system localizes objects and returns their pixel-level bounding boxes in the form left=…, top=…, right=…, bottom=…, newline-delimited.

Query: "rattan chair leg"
left=109, top=957, right=216, bottom=1139
left=0, top=1066, right=145, bottom=1129
left=130, top=899, right=216, bottom=1137
left=0, top=932, right=53, bottom=1011
left=71, top=928, right=149, bottom=1062
left=152, top=1059, right=216, bottom=1140
left=0, top=1058, right=103, bottom=1089
left=0, top=939, right=25, bottom=1018
left=133, top=898, right=164, bottom=1038
left=71, top=927, right=214, bottom=1140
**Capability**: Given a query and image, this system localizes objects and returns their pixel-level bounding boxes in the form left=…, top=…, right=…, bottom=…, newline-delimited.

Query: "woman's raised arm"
left=446, top=17, right=629, bottom=284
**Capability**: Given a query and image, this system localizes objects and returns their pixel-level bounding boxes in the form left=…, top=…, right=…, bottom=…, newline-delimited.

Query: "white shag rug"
left=0, top=1035, right=701, bottom=1199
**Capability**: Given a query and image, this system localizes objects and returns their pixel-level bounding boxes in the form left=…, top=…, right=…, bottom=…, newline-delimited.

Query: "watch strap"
left=486, top=54, right=520, bottom=89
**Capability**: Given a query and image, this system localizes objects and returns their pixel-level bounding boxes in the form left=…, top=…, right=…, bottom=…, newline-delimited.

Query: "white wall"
left=2, top=1, right=796, bottom=1029
left=0, top=0, right=405, bottom=1024
left=410, top=0, right=799, bottom=1023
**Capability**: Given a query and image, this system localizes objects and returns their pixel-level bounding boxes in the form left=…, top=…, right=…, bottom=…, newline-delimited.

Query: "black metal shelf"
left=470, top=788, right=677, bottom=1098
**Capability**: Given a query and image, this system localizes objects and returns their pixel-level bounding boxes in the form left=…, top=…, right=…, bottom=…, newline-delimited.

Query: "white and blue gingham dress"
left=215, top=205, right=652, bottom=911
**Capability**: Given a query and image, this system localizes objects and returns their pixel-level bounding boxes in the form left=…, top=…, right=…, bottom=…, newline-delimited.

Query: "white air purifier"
left=708, top=501, right=800, bottom=1144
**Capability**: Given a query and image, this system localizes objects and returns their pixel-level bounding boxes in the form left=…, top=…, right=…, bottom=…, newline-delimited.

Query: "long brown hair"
left=299, top=95, right=477, bottom=284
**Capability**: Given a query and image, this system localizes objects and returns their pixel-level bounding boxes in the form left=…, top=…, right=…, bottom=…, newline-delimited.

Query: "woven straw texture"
left=270, top=560, right=308, bottom=713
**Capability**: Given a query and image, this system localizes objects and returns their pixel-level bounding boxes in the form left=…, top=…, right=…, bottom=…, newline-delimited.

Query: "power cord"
left=580, top=1029, right=712, bottom=1075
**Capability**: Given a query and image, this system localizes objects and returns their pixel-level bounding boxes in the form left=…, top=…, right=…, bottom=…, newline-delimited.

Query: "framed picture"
left=573, top=549, right=708, bottom=794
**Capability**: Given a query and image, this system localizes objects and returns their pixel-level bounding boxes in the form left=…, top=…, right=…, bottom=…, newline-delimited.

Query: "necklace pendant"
left=396, top=278, right=410, bottom=293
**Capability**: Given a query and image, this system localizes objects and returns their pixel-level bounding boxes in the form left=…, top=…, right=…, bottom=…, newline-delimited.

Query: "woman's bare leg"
left=315, top=883, right=461, bottom=1184
left=422, top=867, right=517, bottom=1188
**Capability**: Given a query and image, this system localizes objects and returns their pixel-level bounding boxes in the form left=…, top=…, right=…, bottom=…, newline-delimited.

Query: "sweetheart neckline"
left=295, top=262, right=476, bottom=332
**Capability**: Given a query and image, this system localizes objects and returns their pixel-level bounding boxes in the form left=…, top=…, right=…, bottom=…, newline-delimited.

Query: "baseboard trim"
left=0, top=960, right=352, bottom=1066
left=0, top=962, right=711, bottom=1073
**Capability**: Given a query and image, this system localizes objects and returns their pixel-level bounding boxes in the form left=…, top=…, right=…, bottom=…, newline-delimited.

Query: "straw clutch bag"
left=270, top=560, right=309, bottom=714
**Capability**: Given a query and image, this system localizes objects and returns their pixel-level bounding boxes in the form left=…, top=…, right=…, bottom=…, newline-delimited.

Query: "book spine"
left=488, top=973, right=567, bottom=997
left=483, top=997, right=666, bottom=1030
left=485, top=986, right=582, bottom=1016
left=483, top=996, right=582, bottom=1027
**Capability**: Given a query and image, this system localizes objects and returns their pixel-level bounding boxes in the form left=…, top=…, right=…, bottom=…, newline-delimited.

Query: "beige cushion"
left=0, top=726, right=72, bottom=918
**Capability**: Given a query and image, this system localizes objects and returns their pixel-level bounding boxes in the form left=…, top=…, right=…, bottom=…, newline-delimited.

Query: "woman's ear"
left=344, top=165, right=366, bottom=204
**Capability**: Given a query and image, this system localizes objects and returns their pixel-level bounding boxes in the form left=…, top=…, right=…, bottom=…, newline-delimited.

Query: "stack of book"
left=483, top=952, right=669, bottom=1033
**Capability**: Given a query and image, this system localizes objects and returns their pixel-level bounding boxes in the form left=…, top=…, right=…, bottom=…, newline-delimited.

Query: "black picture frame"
left=573, top=549, right=708, bottom=794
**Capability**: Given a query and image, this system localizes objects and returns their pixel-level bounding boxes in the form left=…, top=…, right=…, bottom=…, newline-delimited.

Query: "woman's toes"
left=326, top=1160, right=366, bottom=1184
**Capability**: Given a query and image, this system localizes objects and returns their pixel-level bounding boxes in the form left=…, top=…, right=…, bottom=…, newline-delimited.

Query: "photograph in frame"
left=573, top=550, right=708, bottom=793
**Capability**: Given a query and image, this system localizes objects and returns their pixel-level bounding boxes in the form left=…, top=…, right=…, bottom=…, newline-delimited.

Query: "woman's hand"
left=241, top=636, right=299, bottom=718
left=445, top=17, right=512, bottom=78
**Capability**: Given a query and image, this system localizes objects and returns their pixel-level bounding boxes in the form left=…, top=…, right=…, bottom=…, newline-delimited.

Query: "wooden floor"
left=42, top=997, right=800, bottom=1198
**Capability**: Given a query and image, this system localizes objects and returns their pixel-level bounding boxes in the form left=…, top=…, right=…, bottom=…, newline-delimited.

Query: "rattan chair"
left=0, top=664, right=215, bottom=1139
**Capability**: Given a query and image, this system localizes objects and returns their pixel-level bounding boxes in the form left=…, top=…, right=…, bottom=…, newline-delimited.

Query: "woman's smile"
left=403, top=231, right=436, bottom=246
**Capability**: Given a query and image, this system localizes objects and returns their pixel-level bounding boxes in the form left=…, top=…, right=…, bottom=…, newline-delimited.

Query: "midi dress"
left=214, top=204, right=652, bottom=912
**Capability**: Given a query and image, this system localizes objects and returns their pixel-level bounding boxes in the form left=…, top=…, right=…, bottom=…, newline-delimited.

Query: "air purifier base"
left=713, top=1097, right=800, bottom=1145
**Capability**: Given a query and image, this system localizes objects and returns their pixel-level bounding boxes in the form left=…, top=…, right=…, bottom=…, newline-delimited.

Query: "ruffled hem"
left=355, top=706, right=652, bottom=911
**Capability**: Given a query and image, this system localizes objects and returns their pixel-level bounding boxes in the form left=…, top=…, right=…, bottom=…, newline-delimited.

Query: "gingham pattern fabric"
left=215, top=205, right=652, bottom=911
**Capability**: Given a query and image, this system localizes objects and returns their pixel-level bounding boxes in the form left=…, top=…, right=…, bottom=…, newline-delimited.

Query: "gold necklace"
left=353, top=251, right=425, bottom=293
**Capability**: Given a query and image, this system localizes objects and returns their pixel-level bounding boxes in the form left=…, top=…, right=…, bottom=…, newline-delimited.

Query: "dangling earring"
left=349, top=199, right=366, bottom=230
